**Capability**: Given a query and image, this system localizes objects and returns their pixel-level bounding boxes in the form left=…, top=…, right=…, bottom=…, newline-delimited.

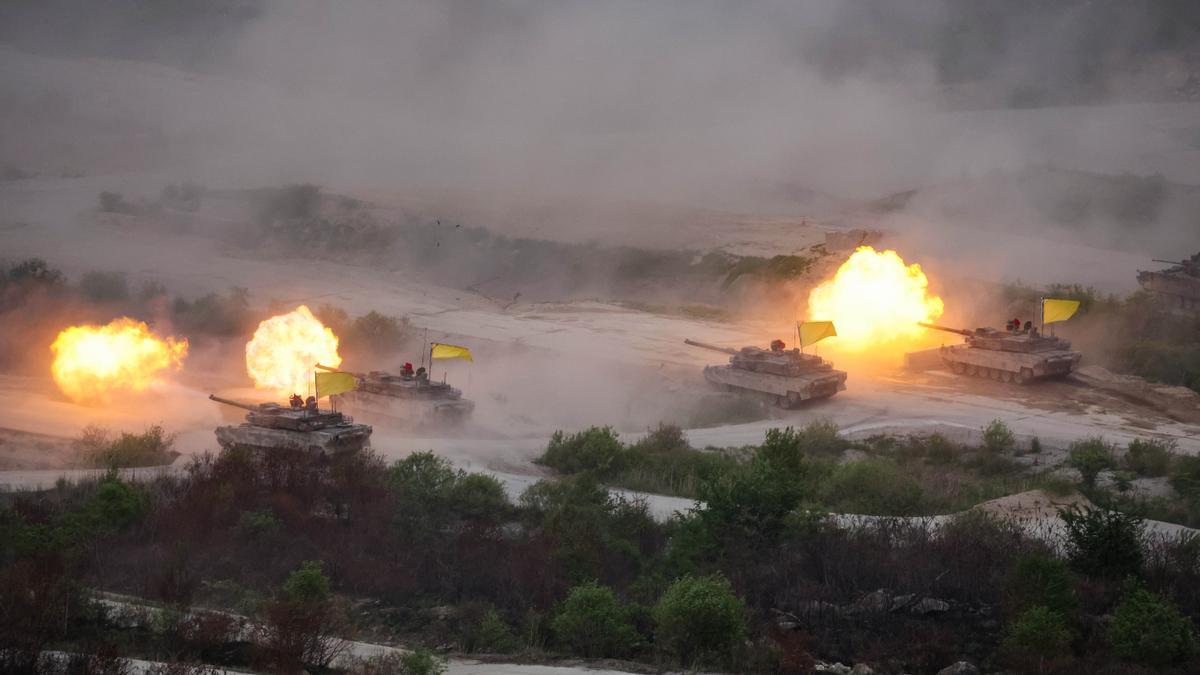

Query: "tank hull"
left=214, top=422, right=372, bottom=454
left=702, top=364, right=847, bottom=407
left=1138, top=270, right=1200, bottom=314
left=331, top=390, right=474, bottom=428
left=935, top=345, right=1081, bottom=383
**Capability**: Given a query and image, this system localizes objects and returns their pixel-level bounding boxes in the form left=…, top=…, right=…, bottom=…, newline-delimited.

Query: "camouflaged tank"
left=684, top=339, right=848, bottom=406
left=208, top=395, right=372, bottom=454
left=918, top=323, right=1081, bottom=384
left=320, top=365, right=474, bottom=427
left=1137, top=255, right=1200, bottom=314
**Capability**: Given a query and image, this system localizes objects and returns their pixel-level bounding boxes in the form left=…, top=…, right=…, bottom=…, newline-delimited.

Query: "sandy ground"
left=1, top=175, right=1199, bottom=478
left=2, top=46, right=1199, bottom=521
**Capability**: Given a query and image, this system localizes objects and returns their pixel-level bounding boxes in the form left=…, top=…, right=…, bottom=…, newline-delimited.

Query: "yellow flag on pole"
left=1043, top=299, right=1081, bottom=325
left=799, top=321, right=837, bottom=347
left=315, top=371, right=357, bottom=399
left=431, top=343, right=474, bottom=362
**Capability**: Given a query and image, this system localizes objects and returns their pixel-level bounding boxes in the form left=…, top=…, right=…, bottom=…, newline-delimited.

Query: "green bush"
left=389, top=452, right=512, bottom=534
left=1006, top=554, right=1077, bottom=616
left=759, top=420, right=845, bottom=471
left=171, top=287, right=250, bottom=337
left=1059, top=507, right=1144, bottom=579
left=283, top=560, right=330, bottom=605
left=1169, top=455, right=1200, bottom=505
left=4, top=258, right=64, bottom=285
left=345, top=311, right=409, bottom=355
left=397, top=648, right=446, bottom=675
left=1125, top=438, right=1175, bottom=477
left=926, top=432, right=959, bottom=465
left=652, top=574, right=747, bottom=668
left=551, top=581, right=639, bottom=658
left=98, top=191, right=137, bottom=214
left=630, top=423, right=689, bottom=455
left=77, top=473, right=149, bottom=536
left=1108, top=585, right=1195, bottom=666
left=1003, top=605, right=1073, bottom=660
left=982, top=419, right=1016, bottom=453
left=347, top=649, right=446, bottom=675
left=78, top=270, right=129, bottom=302
left=538, top=426, right=627, bottom=477
left=465, top=607, right=519, bottom=654
left=235, top=510, right=280, bottom=539
left=76, top=425, right=177, bottom=468
left=450, top=473, right=511, bottom=525
left=1067, top=437, right=1115, bottom=489
left=818, top=459, right=925, bottom=516
left=256, top=183, right=321, bottom=223
left=520, top=475, right=656, bottom=583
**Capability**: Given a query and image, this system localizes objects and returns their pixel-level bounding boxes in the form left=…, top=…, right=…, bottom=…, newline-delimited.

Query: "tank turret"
left=208, top=394, right=371, bottom=453
left=918, top=322, right=1081, bottom=384
left=685, top=338, right=847, bottom=407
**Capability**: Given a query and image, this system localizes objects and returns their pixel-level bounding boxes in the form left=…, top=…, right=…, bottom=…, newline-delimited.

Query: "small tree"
left=551, top=581, right=639, bottom=658
left=1125, top=438, right=1175, bottom=477
left=653, top=574, right=747, bottom=668
left=631, top=423, right=689, bottom=455
left=1170, top=455, right=1200, bottom=505
left=464, top=606, right=519, bottom=654
left=1059, top=507, right=1144, bottom=579
left=1067, top=437, right=1115, bottom=489
left=1108, top=584, right=1196, bottom=667
left=538, top=426, right=627, bottom=477
left=982, top=419, right=1016, bottom=453
left=256, top=560, right=347, bottom=672
left=1006, top=554, right=1077, bottom=616
left=346, top=311, right=409, bottom=355
left=79, top=270, right=129, bottom=302
left=1002, top=605, right=1073, bottom=666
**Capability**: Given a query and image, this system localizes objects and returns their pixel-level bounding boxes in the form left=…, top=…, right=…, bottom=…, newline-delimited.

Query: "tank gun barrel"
left=918, top=322, right=974, bottom=337
left=316, top=363, right=363, bottom=378
left=208, top=394, right=261, bottom=412
left=684, top=339, right=739, bottom=355
left=1152, top=259, right=1196, bottom=266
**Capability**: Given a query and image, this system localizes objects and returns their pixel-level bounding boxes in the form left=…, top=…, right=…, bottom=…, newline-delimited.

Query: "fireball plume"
left=807, top=246, right=944, bottom=351
left=245, top=305, right=341, bottom=396
left=51, top=318, right=188, bottom=404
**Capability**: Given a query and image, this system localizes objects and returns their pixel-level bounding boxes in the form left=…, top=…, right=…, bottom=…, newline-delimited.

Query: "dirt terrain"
left=0, top=215, right=1197, bottom=478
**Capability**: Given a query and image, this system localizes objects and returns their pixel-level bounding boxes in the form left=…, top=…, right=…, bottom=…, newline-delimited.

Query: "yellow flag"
left=431, top=343, right=473, bottom=362
left=315, top=371, right=357, bottom=399
left=1043, top=299, right=1081, bottom=325
left=799, top=321, right=837, bottom=347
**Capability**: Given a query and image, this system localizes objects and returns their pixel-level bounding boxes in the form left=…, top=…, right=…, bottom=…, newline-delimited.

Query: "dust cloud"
left=1, top=1, right=1198, bottom=450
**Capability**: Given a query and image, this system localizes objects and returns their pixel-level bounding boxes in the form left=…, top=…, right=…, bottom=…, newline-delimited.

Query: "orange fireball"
left=245, top=305, right=341, bottom=396
left=51, top=318, right=189, bottom=404
left=807, top=246, right=944, bottom=352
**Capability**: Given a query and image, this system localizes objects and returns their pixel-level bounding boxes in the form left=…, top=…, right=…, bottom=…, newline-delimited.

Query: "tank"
left=684, top=339, right=848, bottom=407
left=319, top=365, right=475, bottom=428
left=918, top=323, right=1081, bottom=383
left=1137, top=255, right=1200, bottom=314
left=208, top=394, right=372, bottom=454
